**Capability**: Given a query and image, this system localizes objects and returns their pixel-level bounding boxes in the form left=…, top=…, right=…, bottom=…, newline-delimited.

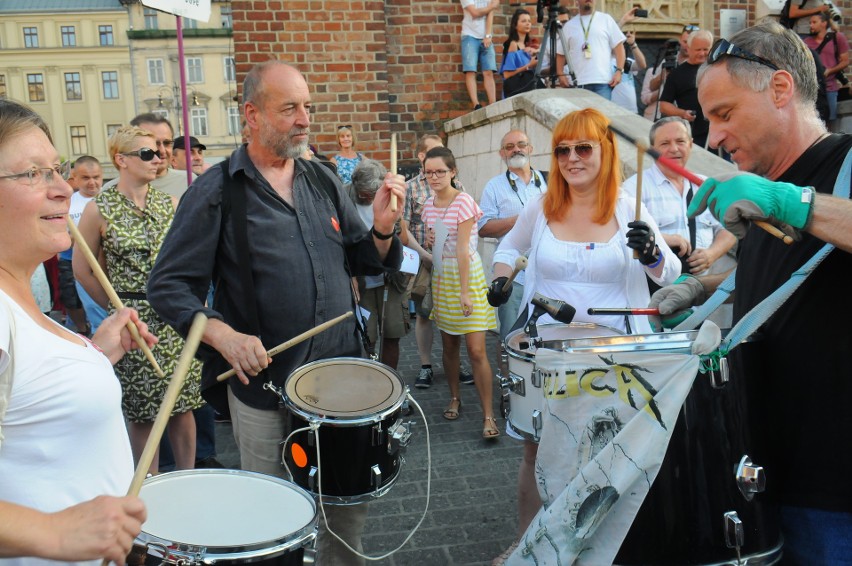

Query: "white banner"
left=142, top=0, right=211, bottom=23
left=507, top=348, right=702, bottom=565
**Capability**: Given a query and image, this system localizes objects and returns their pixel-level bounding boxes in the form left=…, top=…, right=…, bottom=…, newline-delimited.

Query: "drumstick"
left=66, top=217, right=166, bottom=378
left=502, top=256, right=528, bottom=293
left=390, top=133, right=398, bottom=212
left=633, top=143, right=646, bottom=259
left=587, top=307, right=660, bottom=315
left=216, top=311, right=354, bottom=382
left=608, top=124, right=794, bottom=245
left=101, top=313, right=207, bottom=566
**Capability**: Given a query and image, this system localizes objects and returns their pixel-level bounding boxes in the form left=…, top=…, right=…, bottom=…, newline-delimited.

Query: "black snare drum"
left=282, top=358, right=411, bottom=505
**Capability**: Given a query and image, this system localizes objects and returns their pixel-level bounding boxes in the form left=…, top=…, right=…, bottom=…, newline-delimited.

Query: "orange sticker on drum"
left=291, top=443, right=308, bottom=468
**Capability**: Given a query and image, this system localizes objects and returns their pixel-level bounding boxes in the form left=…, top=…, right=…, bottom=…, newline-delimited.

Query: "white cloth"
left=610, top=57, right=639, bottom=113
left=556, top=12, right=625, bottom=86
left=355, top=203, right=384, bottom=289
left=0, top=290, right=133, bottom=566
left=29, top=264, right=51, bottom=314
left=621, top=165, right=726, bottom=275
left=641, top=64, right=663, bottom=120
left=59, top=192, right=95, bottom=261
left=478, top=169, right=548, bottom=285
left=493, top=194, right=680, bottom=335
left=460, top=0, right=489, bottom=39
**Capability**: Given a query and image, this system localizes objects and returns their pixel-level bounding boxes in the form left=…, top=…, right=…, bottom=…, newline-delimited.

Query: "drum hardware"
left=308, top=467, right=318, bottom=492
left=530, top=410, right=543, bottom=442
left=708, top=357, right=730, bottom=389
left=723, top=511, right=745, bottom=562
left=388, top=420, right=413, bottom=454
left=372, top=422, right=385, bottom=446
left=371, top=464, right=383, bottom=490
left=735, top=455, right=766, bottom=502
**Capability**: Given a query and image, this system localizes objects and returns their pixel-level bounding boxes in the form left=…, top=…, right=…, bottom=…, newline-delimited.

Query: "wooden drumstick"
left=66, top=217, right=166, bottom=378
left=216, top=311, right=354, bottom=382
left=390, top=133, right=398, bottom=212
left=502, top=256, right=529, bottom=293
left=102, top=313, right=207, bottom=566
left=753, top=220, right=794, bottom=244
left=633, top=143, right=646, bottom=259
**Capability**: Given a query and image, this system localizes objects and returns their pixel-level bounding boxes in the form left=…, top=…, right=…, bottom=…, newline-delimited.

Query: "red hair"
left=544, top=108, right=621, bottom=224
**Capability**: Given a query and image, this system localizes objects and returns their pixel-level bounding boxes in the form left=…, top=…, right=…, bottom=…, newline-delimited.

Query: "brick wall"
left=232, top=1, right=849, bottom=163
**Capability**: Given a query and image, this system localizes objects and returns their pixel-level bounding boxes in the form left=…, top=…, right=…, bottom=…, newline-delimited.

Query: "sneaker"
left=460, top=365, right=475, bottom=385
left=195, top=456, right=226, bottom=469
left=415, top=367, right=433, bottom=389
left=213, top=410, right=231, bottom=424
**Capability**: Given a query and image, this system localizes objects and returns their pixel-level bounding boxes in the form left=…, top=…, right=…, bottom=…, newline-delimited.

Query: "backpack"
left=779, top=0, right=808, bottom=29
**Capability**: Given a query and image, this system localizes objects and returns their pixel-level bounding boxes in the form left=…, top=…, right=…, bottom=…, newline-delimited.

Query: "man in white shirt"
left=555, top=0, right=625, bottom=99
left=460, top=0, right=501, bottom=110
left=621, top=117, right=736, bottom=277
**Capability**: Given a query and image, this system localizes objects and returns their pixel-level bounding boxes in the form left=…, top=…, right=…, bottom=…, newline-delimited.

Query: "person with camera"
left=787, top=0, right=837, bottom=37
left=659, top=29, right=714, bottom=149
left=641, top=26, right=695, bottom=120
left=804, top=11, right=849, bottom=127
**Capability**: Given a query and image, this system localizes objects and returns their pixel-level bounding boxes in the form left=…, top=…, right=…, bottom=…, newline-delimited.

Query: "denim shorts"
left=461, top=35, right=497, bottom=73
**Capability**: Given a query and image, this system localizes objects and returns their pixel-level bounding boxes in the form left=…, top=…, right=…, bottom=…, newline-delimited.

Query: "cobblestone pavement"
left=213, top=324, right=523, bottom=565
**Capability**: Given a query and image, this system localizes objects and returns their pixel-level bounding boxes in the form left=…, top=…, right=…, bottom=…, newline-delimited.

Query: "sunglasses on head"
left=338, top=124, right=352, bottom=130
left=708, top=39, right=779, bottom=71
left=121, top=148, right=159, bottom=162
left=553, top=142, right=600, bottom=160
left=682, top=25, right=700, bottom=33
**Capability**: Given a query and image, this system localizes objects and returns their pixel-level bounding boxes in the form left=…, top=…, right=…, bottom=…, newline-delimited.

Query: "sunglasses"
left=338, top=124, right=352, bottom=130
left=682, top=25, right=700, bottom=33
left=121, top=148, right=159, bottom=162
left=553, top=142, right=600, bottom=160
left=708, top=39, right=779, bottom=71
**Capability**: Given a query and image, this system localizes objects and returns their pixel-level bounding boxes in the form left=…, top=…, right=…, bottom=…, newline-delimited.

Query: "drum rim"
left=136, top=470, right=318, bottom=559
left=505, top=322, right=624, bottom=362
left=284, top=357, right=406, bottom=424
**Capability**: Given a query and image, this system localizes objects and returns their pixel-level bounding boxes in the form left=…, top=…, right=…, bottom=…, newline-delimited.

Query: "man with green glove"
left=649, top=21, right=852, bottom=561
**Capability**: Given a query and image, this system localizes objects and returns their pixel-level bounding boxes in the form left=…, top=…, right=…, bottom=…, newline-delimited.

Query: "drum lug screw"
left=370, top=464, right=383, bottom=491
left=735, top=454, right=766, bottom=501
left=372, top=422, right=385, bottom=446
left=263, top=381, right=285, bottom=401
left=723, top=510, right=745, bottom=559
left=709, top=357, right=730, bottom=389
left=308, top=466, right=318, bottom=492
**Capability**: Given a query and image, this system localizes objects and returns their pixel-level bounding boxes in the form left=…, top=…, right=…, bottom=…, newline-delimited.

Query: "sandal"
left=483, top=416, right=500, bottom=439
left=492, top=540, right=520, bottom=566
left=443, top=397, right=461, bottom=420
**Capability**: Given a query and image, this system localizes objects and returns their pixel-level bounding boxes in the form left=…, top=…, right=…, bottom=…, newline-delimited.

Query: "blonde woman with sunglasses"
left=490, top=108, right=679, bottom=335
left=74, top=126, right=204, bottom=475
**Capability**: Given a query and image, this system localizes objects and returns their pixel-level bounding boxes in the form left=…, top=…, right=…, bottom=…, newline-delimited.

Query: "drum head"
left=505, top=323, right=623, bottom=358
left=139, top=470, right=316, bottom=548
left=285, top=358, right=404, bottom=419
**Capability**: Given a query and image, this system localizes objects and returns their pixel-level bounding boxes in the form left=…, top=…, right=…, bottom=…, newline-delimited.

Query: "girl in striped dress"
left=421, top=147, right=499, bottom=439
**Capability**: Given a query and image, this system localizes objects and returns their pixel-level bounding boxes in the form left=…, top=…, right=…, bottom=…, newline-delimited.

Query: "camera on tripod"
left=660, top=39, right=680, bottom=69
left=825, top=1, right=842, bottom=24
left=537, top=0, right=561, bottom=23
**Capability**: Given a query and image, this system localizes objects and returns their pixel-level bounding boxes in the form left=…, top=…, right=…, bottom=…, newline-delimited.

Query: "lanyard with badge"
left=580, top=13, right=595, bottom=59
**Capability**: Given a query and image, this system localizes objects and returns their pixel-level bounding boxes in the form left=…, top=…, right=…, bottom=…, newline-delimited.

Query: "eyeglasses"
left=155, top=139, right=173, bottom=148
left=708, top=39, right=779, bottom=71
left=338, top=125, right=352, bottom=130
left=0, top=161, right=72, bottom=186
left=502, top=141, right=530, bottom=152
left=121, top=148, right=159, bottom=162
left=553, top=142, right=600, bottom=160
left=682, top=25, right=700, bottom=33
left=424, top=169, right=451, bottom=178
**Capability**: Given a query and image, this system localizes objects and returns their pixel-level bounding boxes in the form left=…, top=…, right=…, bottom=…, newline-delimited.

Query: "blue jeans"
left=461, top=35, right=497, bottom=72
left=827, top=90, right=839, bottom=121
left=780, top=505, right=852, bottom=565
left=75, top=281, right=107, bottom=332
left=581, top=83, right=613, bottom=100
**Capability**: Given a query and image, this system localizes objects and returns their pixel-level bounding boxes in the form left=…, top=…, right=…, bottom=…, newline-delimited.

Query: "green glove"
left=648, top=275, right=706, bottom=330
left=688, top=173, right=815, bottom=240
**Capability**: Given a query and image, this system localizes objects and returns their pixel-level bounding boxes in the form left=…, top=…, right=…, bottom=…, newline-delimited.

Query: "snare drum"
left=130, top=470, right=317, bottom=566
left=552, top=332, right=783, bottom=565
left=282, top=358, right=411, bottom=505
left=501, top=323, right=622, bottom=442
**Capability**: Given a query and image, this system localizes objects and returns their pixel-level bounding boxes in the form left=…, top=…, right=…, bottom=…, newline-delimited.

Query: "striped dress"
left=422, top=192, right=496, bottom=335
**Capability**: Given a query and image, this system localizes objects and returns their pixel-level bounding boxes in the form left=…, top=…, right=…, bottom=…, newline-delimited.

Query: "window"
left=147, top=59, right=165, bottom=84
left=70, top=126, right=88, bottom=155
left=187, top=57, right=204, bottom=83
left=153, top=109, right=169, bottom=121
left=0, top=75, right=6, bottom=99
left=61, top=26, right=76, bottom=47
left=99, top=25, right=114, bottom=46
left=183, top=16, right=198, bottom=30
left=144, top=8, right=158, bottom=30
left=227, top=106, right=241, bottom=135
left=102, top=71, right=119, bottom=99
left=65, top=72, right=82, bottom=101
left=27, top=74, right=44, bottom=102
left=106, top=124, right=122, bottom=139
left=224, top=57, right=236, bottom=82
left=221, top=4, right=233, bottom=28
left=23, top=27, right=38, bottom=48
left=190, top=107, right=208, bottom=136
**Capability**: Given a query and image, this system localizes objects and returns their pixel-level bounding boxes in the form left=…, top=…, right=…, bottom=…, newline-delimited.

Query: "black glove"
left=487, top=276, right=512, bottom=307
left=626, top=220, right=660, bottom=266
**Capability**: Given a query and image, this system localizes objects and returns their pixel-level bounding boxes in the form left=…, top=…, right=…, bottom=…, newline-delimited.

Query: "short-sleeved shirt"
left=804, top=32, right=850, bottom=92
left=556, top=11, right=625, bottom=85
left=659, top=62, right=708, bottom=146
left=404, top=171, right=467, bottom=247
left=460, top=0, right=489, bottom=39
left=421, top=192, right=483, bottom=259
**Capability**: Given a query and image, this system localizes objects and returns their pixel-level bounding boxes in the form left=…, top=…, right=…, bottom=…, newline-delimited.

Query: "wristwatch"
left=485, top=34, right=492, bottom=39
left=615, top=68, right=624, bottom=72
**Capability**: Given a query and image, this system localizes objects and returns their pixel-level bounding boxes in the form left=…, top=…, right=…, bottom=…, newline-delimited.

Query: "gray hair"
left=649, top=117, right=692, bottom=145
left=351, top=158, right=387, bottom=195
left=243, top=60, right=295, bottom=109
left=687, top=29, right=713, bottom=47
left=697, top=21, right=818, bottom=109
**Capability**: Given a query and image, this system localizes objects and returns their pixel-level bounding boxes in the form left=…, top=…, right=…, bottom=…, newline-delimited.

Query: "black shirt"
left=733, top=133, right=852, bottom=511
left=659, top=62, right=709, bottom=147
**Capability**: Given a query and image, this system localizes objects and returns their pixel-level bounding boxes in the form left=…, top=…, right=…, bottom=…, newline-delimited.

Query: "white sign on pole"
left=141, top=0, right=211, bottom=23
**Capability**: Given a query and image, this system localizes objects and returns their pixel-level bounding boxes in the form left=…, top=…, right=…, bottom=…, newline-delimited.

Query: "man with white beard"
left=479, top=130, right=548, bottom=340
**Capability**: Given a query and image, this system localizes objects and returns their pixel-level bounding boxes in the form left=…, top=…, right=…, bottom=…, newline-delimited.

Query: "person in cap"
left=171, top=135, right=209, bottom=177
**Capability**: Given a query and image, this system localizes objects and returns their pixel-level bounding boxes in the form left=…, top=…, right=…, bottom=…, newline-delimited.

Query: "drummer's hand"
left=46, top=495, right=146, bottom=565
left=92, top=308, right=159, bottom=365
left=210, top=323, right=271, bottom=385
left=487, top=276, right=512, bottom=307
left=648, top=275, right=707, bottom=330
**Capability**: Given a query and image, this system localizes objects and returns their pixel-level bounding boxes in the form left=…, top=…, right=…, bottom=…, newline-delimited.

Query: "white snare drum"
left=500, top=323, right=622, bottom=442
left=131, top=470, right=317, bottom=565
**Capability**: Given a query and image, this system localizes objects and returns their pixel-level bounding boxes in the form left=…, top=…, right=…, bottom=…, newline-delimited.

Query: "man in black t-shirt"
left=649, top=21, right=852, bottom=562
left=659, top=29, right=714, bottom=149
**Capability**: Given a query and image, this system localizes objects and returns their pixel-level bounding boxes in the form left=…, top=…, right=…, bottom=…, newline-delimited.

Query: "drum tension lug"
left=308, top=466, right=318, bottom=492
left=372, top=422, right=384, bottom=446
left=263, top=381, right=285, bottom=401
left=388, top=420, right=413, bottom=454
left=532, top=410, right=543, bottom=442
left=370, top=464, right=382, bottom=491
left=735, top=454, right=766, bottom=501
left=723, top=510, right=745, bottom=556
left=708, top=357, right=730, bottom=389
